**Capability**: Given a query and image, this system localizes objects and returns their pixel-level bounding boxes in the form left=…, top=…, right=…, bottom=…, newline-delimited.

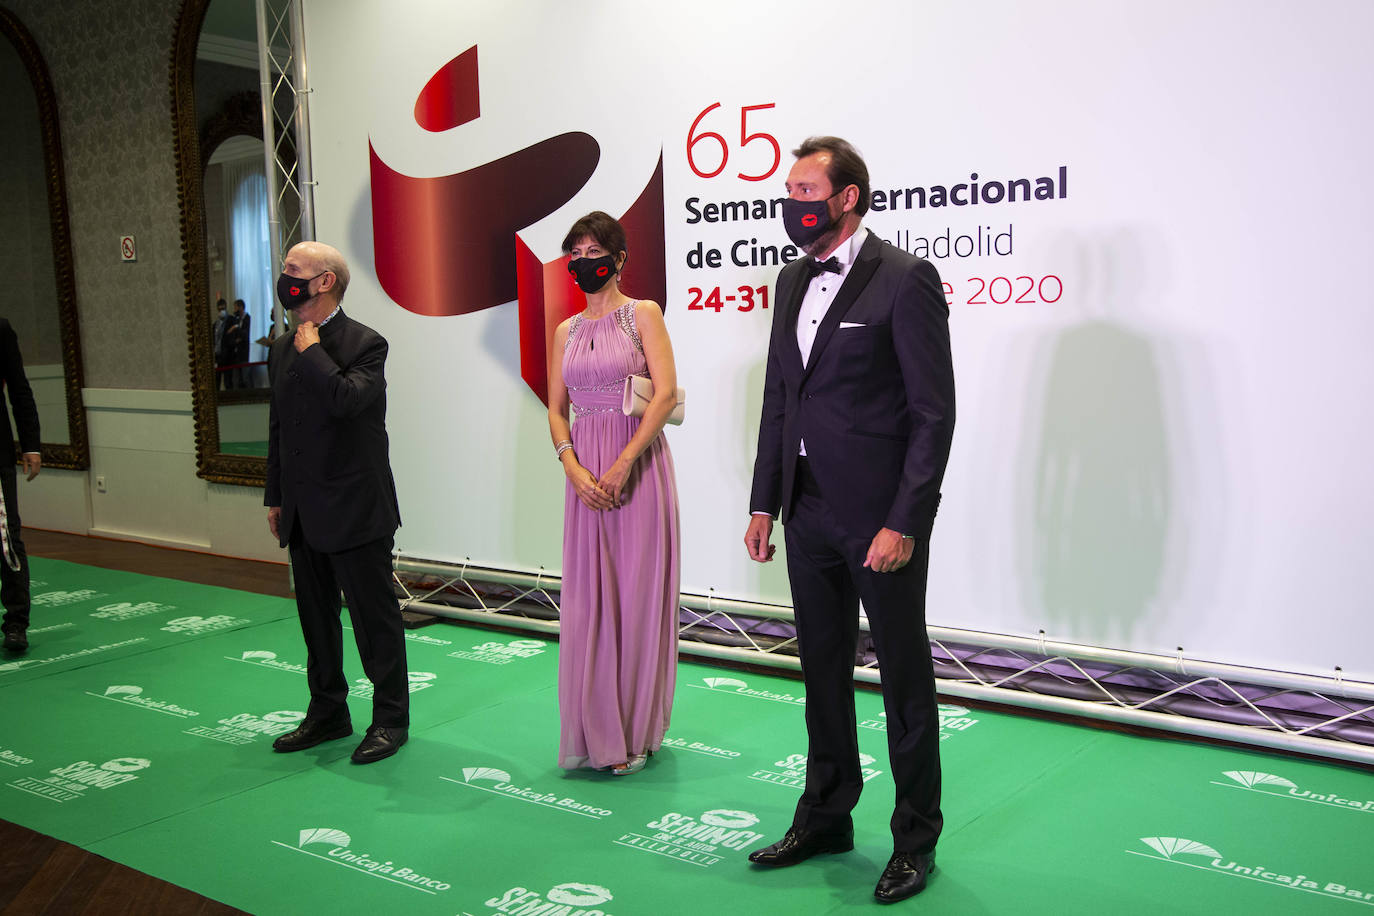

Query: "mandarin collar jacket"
left=264, top=309, right=401, bottom=553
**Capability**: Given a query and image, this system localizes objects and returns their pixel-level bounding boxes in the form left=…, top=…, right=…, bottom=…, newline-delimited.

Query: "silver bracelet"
left=555, top=441, right=574, bottom=459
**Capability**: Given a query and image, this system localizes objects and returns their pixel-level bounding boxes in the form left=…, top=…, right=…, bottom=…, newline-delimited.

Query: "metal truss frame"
left=393, top=556, right=1374, bottom=767
left=256, top=0, right=315, bottom=326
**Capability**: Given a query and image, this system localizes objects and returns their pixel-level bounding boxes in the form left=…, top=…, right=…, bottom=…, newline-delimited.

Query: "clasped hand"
left=293, top=321, right=320, bottom=352
left=568, top=462, right=622, bottom=511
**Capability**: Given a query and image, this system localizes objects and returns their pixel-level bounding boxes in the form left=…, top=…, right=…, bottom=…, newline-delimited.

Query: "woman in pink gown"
left=547, top=212, right=681, bottom=774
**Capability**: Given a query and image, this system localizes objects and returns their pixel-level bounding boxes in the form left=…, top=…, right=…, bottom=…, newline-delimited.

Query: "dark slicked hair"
left=561, top=211, right=628, bottom=268
left=792, top=136, right=871, bottom=217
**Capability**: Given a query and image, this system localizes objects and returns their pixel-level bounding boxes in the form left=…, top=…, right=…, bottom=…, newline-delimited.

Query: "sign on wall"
left=303, top=0, right=1374, bottom=681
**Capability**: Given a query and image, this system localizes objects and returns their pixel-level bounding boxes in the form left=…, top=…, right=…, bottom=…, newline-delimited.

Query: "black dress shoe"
left=874, top=851, right=936, bottom=903
left=2, top=627, right=27, bottom=653
left=747, top=826, right=854, bottom=867
left=351, top=725, right=408, bottom=764
left=271, top=718, right=352, bottom=752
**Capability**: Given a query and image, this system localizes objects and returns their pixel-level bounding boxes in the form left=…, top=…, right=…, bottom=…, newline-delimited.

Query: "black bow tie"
left=805, top=257, right=842, bottom=278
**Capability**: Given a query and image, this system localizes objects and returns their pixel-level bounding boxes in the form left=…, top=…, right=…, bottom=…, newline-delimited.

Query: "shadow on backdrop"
left=1025, top=230, right=1171, bottom=647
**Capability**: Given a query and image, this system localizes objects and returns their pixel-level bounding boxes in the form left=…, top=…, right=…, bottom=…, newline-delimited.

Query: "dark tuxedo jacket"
left=0, top=318, right=40, bottom=458
left=750, top=230, right=955, bottom=540
left=265, top=309, right=401, bottom=554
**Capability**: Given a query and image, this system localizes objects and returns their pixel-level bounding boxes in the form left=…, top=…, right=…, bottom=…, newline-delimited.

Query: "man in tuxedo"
left=743, top=137, right=955, bottom=902
left=264, top=241, right=410, bottom=764
left=0, top=318, right=41, bottom=653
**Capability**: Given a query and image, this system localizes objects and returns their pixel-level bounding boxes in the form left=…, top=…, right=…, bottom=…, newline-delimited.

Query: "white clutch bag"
left=621, top=374, right=685, bottom=426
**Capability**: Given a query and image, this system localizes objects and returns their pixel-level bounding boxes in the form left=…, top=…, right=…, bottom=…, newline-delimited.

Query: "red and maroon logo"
left=801, top=214, right=818, bottom=227
left=369, top=45, right=665, bottom=404
left=288, top=285, right=301, bottom=297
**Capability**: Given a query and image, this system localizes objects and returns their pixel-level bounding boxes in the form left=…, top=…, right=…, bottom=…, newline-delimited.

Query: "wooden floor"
left=1, top=529, right=280, bottom=916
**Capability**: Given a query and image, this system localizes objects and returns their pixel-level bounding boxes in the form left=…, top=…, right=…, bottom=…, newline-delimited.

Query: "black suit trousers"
left=0, top=466, right=29, bottom=630
left=287, top=520, right=409, bottom=728
left=783, top=464, right=942, bottom=853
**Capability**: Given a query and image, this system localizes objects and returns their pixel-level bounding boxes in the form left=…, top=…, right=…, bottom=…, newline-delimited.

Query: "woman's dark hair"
left=792, top=136, right=871, bottom=217
left=561, top=210, right=628, bottom=265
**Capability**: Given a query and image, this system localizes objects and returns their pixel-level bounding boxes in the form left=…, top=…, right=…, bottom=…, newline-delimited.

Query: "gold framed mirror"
left=0, top=8, right=90, bottom=470
left=173, top=0, right=291, bottom=486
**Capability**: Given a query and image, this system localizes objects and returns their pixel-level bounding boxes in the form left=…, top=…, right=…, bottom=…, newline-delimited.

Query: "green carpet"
left=219, top=441, right=270, bottom=457
left=2, top=558, right=1371, bottom=914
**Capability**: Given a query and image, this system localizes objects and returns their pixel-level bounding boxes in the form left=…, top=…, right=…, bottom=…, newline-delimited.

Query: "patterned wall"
left=0, top=38, right=60, bottom=364
left=2, top=0, right=190, bottom=390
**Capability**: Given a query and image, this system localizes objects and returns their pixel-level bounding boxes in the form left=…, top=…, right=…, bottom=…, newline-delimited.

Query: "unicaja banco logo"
left=1131, top=836, right=1374, bottom=903
left=1215, top=770, right=1374, bottom=814
left=299, top=827, right=351, bottom=848
left=91, top=684, right=198, bottom=719
left=276, top=826, right=452, bottom=892
left=691, top=676, right=805, bottom=706
left=1140, top=836, right=1222, bottom=860
left=462, top=767, right=511, bottom=784
left=445, top=764, right=611, bottom=819
left=232, top=650, right=307, bottom=674
left=1224, top=771, right=1296, bottom=790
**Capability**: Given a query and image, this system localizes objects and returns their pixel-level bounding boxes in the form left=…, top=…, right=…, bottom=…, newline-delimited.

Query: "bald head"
left=284, top=241, right=350, bottom=304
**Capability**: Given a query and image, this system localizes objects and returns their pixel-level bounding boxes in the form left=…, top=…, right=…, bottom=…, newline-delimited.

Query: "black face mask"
left=276, top=271, right=325, bottom=310
left=782, top=191, right=843, bottom=247
left=567, top=254, right=618, bottom=293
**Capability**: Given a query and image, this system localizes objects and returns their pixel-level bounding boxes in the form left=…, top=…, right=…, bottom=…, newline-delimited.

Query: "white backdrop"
left=303, top=0, right=1374, bottom=681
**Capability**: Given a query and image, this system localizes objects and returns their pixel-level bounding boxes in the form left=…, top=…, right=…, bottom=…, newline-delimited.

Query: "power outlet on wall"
left=95, top=475, right=107, bottom=493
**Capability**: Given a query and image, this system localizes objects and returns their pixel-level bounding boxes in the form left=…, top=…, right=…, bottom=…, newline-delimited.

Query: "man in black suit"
left=227, top=298, right=252, bottom=388
left=743, top=137, right=955, bottom=902
left=0, top=318, right=41, bottom=653
left=264, top=241, right=410, bottom=764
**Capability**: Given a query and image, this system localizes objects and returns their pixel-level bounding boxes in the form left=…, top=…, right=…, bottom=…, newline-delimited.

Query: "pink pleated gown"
left=558, top=300, right=681, bottom=770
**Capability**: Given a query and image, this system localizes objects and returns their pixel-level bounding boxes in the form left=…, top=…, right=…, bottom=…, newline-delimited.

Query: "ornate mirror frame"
left=0, top=8, right=90, bottom=470
left=171, top=0, right=267, bottom=486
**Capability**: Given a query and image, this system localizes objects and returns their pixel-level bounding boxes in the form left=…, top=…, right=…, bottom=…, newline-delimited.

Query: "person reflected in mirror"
left=212, top=296, right=231, bottom=390
left=219, top=297, right=245, bottom=388
left=0, top=317, right=41, bottom=654
left=263, top=241, right=409, bottom=764
left=256, top=305, right=288, bottom=348
left=547, top=211, right=681, bottom=776
left=229, top=297, right=251, bottom=387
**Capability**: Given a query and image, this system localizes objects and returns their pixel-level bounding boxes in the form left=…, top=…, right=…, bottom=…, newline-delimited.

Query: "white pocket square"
left=838, top=321, right=866, bottom=329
